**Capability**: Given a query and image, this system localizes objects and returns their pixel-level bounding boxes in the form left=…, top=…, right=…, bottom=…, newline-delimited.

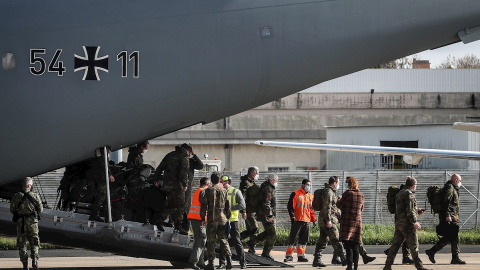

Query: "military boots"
left=216, top=260, right=226, bottom=269
left=226, top=256, right=233, bottom=270
left=425, top=248, right=437, bottom=264
left=341, top=254, right=348, bottom=266
left=32, top=258, right=39, bottom=270
left=312, top=257, right=326, bottom=267
left=331, top=255, right=342, bottom=265
left=246, top=240, right=255, bottom=254
left=362, top=254, right=376, bottom=264
left=205, top=260, right=215, bottom=270
left=174, top=221, right=189, bottom=235
left=32, top=254, right=39, bottom=270
left=402, top=256, right=414, bottom=264
left=22, top=260, right=29, bottom=270
left=451, top=253, right=466, bottom=264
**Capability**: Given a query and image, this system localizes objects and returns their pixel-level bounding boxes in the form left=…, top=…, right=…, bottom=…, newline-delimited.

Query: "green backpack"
left=427, top=185, right=443, bottom=214
left=245, top=183, right=261, bottom=212
left=312, top=188, right=325, bottom=211
left=387, top=185, right=401, bottom=214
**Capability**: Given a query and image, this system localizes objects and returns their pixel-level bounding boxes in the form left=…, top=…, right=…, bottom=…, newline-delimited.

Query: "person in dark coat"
left=337, top=177, right=364, bottom=270
left=127, top=141, right=149, bottom=168
left=246, top=173, right=277, bottom=259
left=155, top=145, right=190, bottom=234
left=425, top=173, right=465, bottom=265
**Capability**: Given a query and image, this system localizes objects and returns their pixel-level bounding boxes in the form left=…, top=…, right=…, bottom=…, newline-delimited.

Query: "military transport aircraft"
left=2, top=0, right=480, bottom=185
left=255, top=122, right=480, bottom=166
left=2, top=0, right=480, bottom=265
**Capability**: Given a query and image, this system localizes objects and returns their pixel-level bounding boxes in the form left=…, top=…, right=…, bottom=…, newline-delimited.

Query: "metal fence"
left=217, top=170, right=480, bottom=229
left=21, top=169, right=480, bottom=229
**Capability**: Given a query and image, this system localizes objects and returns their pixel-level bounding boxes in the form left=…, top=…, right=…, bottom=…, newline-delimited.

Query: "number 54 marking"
left=29, top=49, right=66, bottom=76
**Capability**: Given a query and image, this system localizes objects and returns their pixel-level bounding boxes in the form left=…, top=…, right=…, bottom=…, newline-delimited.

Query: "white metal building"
left=326, top=124, right=480, bottom=170
left=122, top=69, right=479, bottom=171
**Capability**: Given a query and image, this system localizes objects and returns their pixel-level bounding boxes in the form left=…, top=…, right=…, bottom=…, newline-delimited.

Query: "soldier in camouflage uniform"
left=312, top=176, right=346, bottom=267
left=384, top=177, right=430, bottom=270
left=425, top=174, right=466, bottom=265
left=200, top=172, right=231, bottom=270
left=239, top=166, right=259, bottom=249
left=155, top=145, right=190, bottom=234
left=88, top=151, right=115, bottom=222
left=10, top=177, right=43, bottom=270
left=127, top=140, right=149, bottom=168
left=247, top=173, right=277, bottom=259
left=182, top=143, right=204, bottom=233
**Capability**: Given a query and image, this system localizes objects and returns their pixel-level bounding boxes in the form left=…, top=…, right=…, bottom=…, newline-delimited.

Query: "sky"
left=414, top=40, right=480, bottom=68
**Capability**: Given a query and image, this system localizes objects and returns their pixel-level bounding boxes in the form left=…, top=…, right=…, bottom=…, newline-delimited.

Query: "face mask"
left=254, top=174, right=259, bottom=181
left=143, top=149, right=148, bottom=153
left=217, top=182, right=223, bottom=188
left=457, top=182, right=462, bottom=188
left=272, top=182, right=278, bottom=188
left=303, top=185, right=311, bottom=192
left=344, top=183, right=348, bottom=189
left=189, top=155, right=193, bottom=158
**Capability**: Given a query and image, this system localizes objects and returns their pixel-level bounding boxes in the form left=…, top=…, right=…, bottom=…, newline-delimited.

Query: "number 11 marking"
left=117, top=51, right=139, bottom=78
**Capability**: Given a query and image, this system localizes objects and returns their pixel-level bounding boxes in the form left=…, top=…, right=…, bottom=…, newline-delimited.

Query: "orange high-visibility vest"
left=292, top=188, right=316, bottom=223
left=187, top=187, right=204, bottom=221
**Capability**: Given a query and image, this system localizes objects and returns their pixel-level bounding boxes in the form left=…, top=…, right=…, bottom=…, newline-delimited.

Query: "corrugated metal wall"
left=28, top=170, right=480, bottom=230
left=301, top=69, right=480, bottom=93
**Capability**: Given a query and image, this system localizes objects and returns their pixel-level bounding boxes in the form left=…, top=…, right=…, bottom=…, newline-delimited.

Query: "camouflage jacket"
left=200, top=184, right=231, bottom=224
left=318, top=183, right=339, bottom=224
left=257, top=180, right=276, bottom=221
left=239, top=175, right=255, bottom=197
left=88, top=154, right=112, bottom=179
left=395, top=188, right=418, bottom=226
left=440, top=181, right=460, bottom=222
left=127, top=146, right=144, bottom=167
left=155, top=146, right=189, bottom=191
left=10, top=190, right=43, bottom=220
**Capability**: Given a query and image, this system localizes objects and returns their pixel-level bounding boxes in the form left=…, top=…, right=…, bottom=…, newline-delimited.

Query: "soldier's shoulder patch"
left=409, top=194, right=415, bottom=199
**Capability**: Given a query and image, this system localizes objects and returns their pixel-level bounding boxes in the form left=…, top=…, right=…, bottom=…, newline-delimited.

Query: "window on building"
left=380, top=141, right=420, bottom=169
left=268, top=167, right=289, bottom=172
left=296, top=166, right=308, bottom=171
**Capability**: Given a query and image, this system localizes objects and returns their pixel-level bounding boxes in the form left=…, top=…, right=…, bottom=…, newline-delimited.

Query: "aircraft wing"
left=255, top=141, right=480, bottom=165
left=453, top=122, right=480, bottom=133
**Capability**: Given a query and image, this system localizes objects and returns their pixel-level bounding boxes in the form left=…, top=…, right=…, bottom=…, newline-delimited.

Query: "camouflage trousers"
left=91, top=178, right=107, bottom=216
left=240, top=212, right=259, bottom=240
left=16, top=218, right=40, bottom=263
left=385, top=224, right=423, bottom=268
left=251, top=220, right=276, bottom=254
left=206, top=221, right=230, bottom=261
left=161, top=189, right=185, bottom=225
left=314, top=224, right=344, bottom=259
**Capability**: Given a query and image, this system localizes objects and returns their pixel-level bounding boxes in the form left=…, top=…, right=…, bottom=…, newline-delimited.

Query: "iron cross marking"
left=74, top=46, right=108, bottom=81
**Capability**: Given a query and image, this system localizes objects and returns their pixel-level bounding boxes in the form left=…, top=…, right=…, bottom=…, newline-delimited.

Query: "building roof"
left=301, top=69, right=480, bottom=93
left=152, top=129, right=325, bottom=145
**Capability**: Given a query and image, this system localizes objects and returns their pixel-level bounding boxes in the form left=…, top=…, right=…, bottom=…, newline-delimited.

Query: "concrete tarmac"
left=0, top=246, right=479, bottom=270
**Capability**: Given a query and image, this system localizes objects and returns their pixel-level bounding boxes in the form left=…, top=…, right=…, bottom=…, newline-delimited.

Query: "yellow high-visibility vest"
left=227, top=187, right=240, bottom=222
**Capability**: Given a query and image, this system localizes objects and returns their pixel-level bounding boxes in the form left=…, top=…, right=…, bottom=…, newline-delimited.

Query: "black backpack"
left=387, top=185, right=401, bottom=214
left=427, top=185, right=444, bottom=214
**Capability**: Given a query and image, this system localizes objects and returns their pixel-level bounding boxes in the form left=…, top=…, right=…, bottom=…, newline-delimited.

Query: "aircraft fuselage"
left=2, top=0, right=480, bottom=184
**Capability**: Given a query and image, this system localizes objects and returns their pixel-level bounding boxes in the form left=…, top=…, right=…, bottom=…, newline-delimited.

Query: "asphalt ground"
left=0, top=245, right=479, bottom=270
